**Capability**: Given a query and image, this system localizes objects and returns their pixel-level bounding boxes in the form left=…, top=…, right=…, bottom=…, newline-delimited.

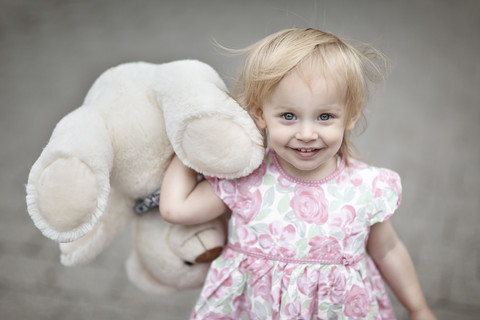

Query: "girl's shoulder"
left=204, top=151, right=270, bottom=196
left=344, top=158, right=403, bottom=224
left=345, top=158, right=401, bottom=182
left=344, top=157, right=402, bottom=204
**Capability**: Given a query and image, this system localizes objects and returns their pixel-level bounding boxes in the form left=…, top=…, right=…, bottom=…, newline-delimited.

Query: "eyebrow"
left=275, top=104, right=345, bottom=116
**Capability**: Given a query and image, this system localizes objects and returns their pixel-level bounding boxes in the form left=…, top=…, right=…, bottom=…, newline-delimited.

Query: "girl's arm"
left=159, top=155, right=228, bottom=225
left=367, top=221, right=437, bottom=320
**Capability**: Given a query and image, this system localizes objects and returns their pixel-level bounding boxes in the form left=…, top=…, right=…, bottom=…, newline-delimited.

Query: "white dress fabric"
left=191, top=150, right=401, bottom=319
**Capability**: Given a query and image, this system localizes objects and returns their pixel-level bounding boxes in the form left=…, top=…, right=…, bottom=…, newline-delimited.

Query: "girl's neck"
left=270, top=150, right=344, bottom=184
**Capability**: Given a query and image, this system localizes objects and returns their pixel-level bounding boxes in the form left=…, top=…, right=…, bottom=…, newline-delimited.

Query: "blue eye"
left=319, top=114, right=331, bottom=121
left=282, top=113, right=296, bottom=121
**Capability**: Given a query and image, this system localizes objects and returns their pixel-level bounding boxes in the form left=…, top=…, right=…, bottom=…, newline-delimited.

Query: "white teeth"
left=299, top=148, right=315, bottom=152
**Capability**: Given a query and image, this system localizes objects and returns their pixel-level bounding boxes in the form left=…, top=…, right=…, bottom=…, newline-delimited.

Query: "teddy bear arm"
left=158, top=61, right=265, bottom=179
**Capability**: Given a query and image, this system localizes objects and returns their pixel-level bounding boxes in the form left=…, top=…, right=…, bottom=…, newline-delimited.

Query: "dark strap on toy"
left=134, top=189, right=161, bottom=214
left=133, top=173, right=204, bottom=215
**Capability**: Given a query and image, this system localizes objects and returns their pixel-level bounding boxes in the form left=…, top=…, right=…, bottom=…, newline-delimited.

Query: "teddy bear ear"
left=158, top=60, right=265, bottom=179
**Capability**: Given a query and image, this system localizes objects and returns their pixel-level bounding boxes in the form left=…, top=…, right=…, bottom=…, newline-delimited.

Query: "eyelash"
left=281, top=113, right=333, bottom=121
left=282, top=113, right=296, bottom=121
left=319, top=114, right=332, bottom=121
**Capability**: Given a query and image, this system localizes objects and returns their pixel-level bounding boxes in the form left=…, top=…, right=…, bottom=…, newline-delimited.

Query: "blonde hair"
left=232, top=28, right=389, bottom=162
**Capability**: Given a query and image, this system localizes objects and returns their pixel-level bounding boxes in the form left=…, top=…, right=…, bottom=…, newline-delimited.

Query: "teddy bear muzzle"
left=194, top=246, right=223, bottom=263
left=168, top=221, right=227, bottom=265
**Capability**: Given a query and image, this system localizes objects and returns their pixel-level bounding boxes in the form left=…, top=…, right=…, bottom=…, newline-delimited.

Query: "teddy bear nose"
left=195, top=246, right=223, bottom=263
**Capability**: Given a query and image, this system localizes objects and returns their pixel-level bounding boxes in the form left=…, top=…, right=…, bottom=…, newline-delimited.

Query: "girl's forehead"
left=264, top=69, right=347, bottom=110
left=288, top=66, right=347, bottom=96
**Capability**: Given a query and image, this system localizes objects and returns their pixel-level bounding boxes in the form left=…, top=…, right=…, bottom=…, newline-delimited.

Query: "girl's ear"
left=346, top=110, right=361, bottom=131
left=252, top=105, right=267, bottom=130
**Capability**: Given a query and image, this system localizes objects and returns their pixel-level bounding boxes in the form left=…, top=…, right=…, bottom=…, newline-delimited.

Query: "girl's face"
left=254, top=70, right=356, bottom=181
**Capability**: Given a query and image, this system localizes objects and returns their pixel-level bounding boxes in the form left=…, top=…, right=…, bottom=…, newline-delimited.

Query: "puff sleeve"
left=369, top=168, right=402, bottom=225
left=205, top=176, right=238, bottom=210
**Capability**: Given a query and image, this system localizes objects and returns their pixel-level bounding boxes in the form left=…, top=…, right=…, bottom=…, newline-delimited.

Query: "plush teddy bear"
left=25, top=60, right=264, bottom=293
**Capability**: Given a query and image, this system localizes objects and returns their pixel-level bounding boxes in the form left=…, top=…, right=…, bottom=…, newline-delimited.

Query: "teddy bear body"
left=26, top=60, right=264, bottom=293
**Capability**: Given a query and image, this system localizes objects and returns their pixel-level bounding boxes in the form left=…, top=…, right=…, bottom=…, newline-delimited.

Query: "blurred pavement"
left=1, top=0, right=479, bottom=319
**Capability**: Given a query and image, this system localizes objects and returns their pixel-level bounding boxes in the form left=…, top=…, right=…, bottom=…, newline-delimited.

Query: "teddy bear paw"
left=34, top=157, right=101, bottom=240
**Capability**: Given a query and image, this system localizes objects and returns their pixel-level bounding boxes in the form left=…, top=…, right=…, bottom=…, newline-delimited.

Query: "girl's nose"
left=295, top=122, right=319, bottom=141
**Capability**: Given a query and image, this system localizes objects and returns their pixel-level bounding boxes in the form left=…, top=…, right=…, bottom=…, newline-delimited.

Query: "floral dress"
left=191, top=150, right=402, bottom=320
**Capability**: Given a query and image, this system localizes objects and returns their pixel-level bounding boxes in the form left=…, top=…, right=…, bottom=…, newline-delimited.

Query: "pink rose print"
left=238, top=161, right=266, bottom=193
left=328, top=267, right=347, bottom=304
left=285, top=300, right=307, bottom=320
left=336, top=172, right=347, bottom=185
left=219, top=179, right=236, bottom=196
left=231, top=293, right=254, bottom=319
left=236, top=226, right=257, bottom=245
left=205, top=176, right=221, bottom=194
left=332, top=205, right=362, bottom=248
left=238, top=256, right=274, bottom=302
left=202, top=312, right=233, bottom=320
left=251, top=272, right=273, bottom=301
left=365, top=258, right=396, bottom=318
left=298, top=268, right=328, bottom=299
left=307, top=236, right=342, bottom=261
left=207, top=179, right=236, bottom=208
left=239, top=255, right=273, bottom=279
left=277, top=173, right=294, bottom=188
left=344, top=285, right=372, bottom=319
left=270, top=262, right=297, bottom=312
left=204, top=267, right=233, bottom=299
left=268, top=159, right=293, bottom=188
left=278, top=262, right=296, bottom=286
left=291, top=185, right=329, bottom=225
left=226, top=189, right=262, bottom=225
left=258, top=221, right=297, bottom=257
left=372, top=169, right=401, bottom=199
left=332, top=205, right=356, bottom=229
left=285, top=301, right=300, bottom=318
left=222, top=246, right=239, bottom=261
left=349, top=170, right=363, bottom=187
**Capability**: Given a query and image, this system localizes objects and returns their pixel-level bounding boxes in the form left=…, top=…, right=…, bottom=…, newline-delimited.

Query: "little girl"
left=160, top=28, right=436, bottom=320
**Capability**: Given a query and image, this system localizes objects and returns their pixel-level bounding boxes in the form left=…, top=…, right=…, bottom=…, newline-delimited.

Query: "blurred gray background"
left=1, top=0, right=479, bottom=319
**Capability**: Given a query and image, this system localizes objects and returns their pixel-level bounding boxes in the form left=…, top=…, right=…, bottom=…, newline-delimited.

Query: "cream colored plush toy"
left=26, top=60, right=264, bottom=293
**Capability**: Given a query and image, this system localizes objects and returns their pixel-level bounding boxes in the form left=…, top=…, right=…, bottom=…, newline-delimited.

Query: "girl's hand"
left=409, top=307, right=437, bottom=320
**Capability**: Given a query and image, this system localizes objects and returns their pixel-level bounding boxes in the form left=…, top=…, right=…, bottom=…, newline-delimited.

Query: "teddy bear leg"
left=26, top=107, right=114, bottom=242
left=36, top=157, right=99, bottom=235
left=59, top=187, right=134, bottom=266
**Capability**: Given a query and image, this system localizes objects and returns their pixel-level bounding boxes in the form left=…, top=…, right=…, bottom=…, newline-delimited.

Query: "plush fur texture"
left=126, top=212, right=226, bottom=294
left=26, top=60, right=263, bottom=293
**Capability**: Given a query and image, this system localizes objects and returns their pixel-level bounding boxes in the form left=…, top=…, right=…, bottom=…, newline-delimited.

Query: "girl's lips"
left=292, top=147, right=321, bottom=158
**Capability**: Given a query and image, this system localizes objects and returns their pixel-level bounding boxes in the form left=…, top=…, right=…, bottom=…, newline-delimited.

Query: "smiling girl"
left=160, top=28, right=436, bottom=320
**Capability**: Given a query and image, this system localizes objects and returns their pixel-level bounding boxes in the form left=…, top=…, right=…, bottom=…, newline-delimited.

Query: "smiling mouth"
left=295, top=148, right=318, bottom=153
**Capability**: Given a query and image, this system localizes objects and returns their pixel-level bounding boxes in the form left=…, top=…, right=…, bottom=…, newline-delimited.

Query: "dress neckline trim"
left=269, top=149, right=346, bottom=186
